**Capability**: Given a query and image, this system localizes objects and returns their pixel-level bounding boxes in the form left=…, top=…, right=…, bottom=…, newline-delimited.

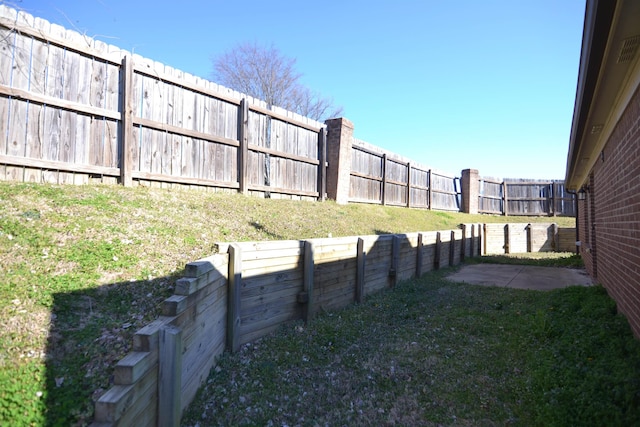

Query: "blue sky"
left=18, top=0, right=586, bottom=179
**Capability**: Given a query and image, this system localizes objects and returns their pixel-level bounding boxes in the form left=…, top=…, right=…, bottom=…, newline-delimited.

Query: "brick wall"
left=584, top=84, right=640, bottom=337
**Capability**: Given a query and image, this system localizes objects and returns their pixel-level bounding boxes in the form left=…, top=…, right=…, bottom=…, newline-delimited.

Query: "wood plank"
left=114, top=351, right=154, bottom=385
left=227, top=244, right=242, bottom=353
left=114, top=368, right=157, bottom=427
left=131, top=170, right=239, bottom=189
left=0, top=12, right=122, bottom=65
left=240, top=288, right=303, bottom=324
left=302, top=240, right=315, bottom=321
left=0, top=154, right=119, bottom=175
left=94, top=362, right=158, bottom=423
left=158, top=325, right=182, bottom=427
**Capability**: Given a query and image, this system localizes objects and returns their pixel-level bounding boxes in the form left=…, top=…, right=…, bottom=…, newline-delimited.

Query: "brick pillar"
left=325, top=118, right=353, bottom=205
left=461, top=169, right=479, bottom=214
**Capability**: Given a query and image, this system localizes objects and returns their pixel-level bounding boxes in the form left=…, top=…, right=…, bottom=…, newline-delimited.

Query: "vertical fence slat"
left=381, top=153, right=387, bottom=205
left=503, top=181, right=509, bottom=216
left=120, top=56, right=133, bottom=186
left=318, top=127, right=326, bottom=201
left=406, top=162, right=412, bottom=208
left=238, top=99, right=248, bottom=195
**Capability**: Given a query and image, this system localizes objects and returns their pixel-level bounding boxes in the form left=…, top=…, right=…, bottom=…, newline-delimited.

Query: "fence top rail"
left=0, top=6, right=126, bottom=65
left=0, top=5, right=324, bottom=135
left=479, top=177, right=504, bottom=184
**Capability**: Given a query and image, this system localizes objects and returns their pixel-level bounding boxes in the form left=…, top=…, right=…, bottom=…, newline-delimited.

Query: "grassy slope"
left=0, top=182, right=575, bottom=425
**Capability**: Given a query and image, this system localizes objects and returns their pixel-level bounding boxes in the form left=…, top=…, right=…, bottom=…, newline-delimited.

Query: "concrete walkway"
left=446, top=264, right=593, bottom=291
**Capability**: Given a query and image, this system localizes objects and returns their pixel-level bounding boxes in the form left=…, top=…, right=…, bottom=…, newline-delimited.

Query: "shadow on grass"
left=44, top=274, right=178, bottom=425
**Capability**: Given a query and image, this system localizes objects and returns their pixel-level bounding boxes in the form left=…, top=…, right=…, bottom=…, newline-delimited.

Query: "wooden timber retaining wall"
left=483, top=223, right=577, bottom=255
left=91, top=222, right=575, bottom=425
left=90, top=224, right=484, bottom=426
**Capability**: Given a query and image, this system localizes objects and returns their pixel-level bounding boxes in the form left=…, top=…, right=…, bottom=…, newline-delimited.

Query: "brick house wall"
left=578, top=85, right=640, bottom=336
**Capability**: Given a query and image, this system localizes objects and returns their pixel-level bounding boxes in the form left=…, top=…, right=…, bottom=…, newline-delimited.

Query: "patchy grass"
left=0, top=182, right=574, bottom=425
left=182, top=267, right=640, bottom=427
left=469, top=252, right=585, bottom=268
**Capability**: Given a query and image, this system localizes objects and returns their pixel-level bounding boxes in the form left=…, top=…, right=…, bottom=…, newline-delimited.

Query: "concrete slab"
left=446, top=264, right=593, bottom=291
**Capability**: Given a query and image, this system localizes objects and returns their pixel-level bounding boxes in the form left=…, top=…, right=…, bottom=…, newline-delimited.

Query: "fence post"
left=389, top=235, right=400, bottom=286
left=460, top=224, right=467, bottom=261
left=416, top=233, right=424, bottom=277
left=302, top=241, right=315, bottom=321
left=120, top=56, right=134, bottom=187
left=382, top=154, right=388, bottom=205
left=470, top=225, right=475, bottom=257
left=406, top=162, right=412, bottom=208
left=482, top=224, right=487, bottom=255
left=238, top=99, right=249, bottom=195
left=460, top=169, right=479, bottom=214
left=478, top=223, right=483, bottom=256
left=504, top=224, right=511, bottom=254
left=428, top=169, right=433, bottom=210
left=325, top=118, right=353, bottom=204
left=227, top=244, right=242, bottom=352
left=356, top=238, right=365, bottom=303
left=503, top=181, right=509, bottom=216
left=158, top=325, right=182, bottom=427
left=526, top=224, right=532, bottom=252
left=434, top=232, right=441, bottom=270
left=317, top=128, right=327, bottom=201
left=449, top=230, right=455, bottom=266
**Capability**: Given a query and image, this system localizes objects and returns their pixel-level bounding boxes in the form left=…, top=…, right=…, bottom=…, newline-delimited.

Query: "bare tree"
left=212, top=41, right=342, bottom=122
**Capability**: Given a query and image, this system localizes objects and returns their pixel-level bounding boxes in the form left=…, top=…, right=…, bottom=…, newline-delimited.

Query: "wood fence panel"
left=506, top=180, right=550, bottom=215
left=430, top=172, right=459, bottom=211
left=409, top=167, right=430, bottom=208
left=479, top=179, right=503, bottom=214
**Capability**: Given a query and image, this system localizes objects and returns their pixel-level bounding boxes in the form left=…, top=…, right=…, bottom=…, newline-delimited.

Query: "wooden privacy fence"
left=349, top=139, right=460, bottom=210
left=91, top=224, right=484, bottom=426
left=478, top=178, right=575, bottom=216
left=0, top=6, right=325, bottom=199
left=0, top=5, right=576, bottom=217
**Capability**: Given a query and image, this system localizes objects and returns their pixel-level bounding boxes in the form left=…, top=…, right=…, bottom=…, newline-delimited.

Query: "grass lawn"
left=0, top=181, right=611, bottom=426
left=182, top=262, right=640, bottom=427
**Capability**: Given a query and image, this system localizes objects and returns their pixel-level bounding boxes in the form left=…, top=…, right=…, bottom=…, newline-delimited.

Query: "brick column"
left=325, top=118, right=353, bottom=205
left=461, top=168, right=479, bottom=214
